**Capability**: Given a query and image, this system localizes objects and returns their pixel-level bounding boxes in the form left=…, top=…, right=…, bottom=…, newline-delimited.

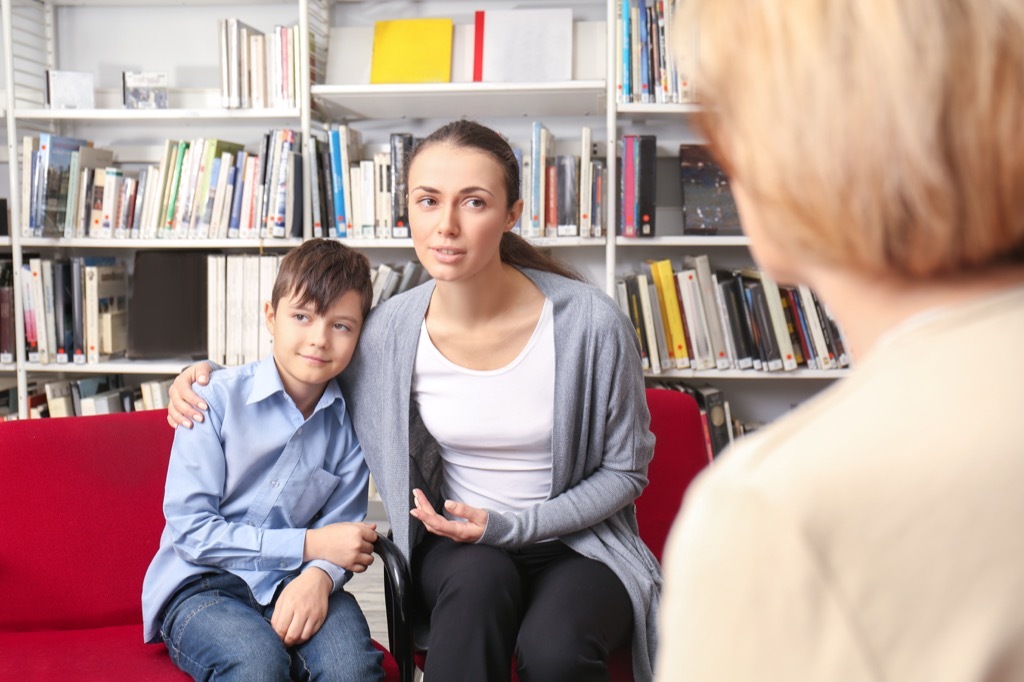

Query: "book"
left=635, top=271, right=662, bottom=374
left=474, top=9, right=573, bottom=83
left=555, top=155, right=579, bottom=237
left=678, top=144, right=742, bottom=235
left=683, top=254, right=731, bottom=369
left=691, top=384, right=730, bottom=458
left=0, top=263, right=14, bottom=365
left=206, top=254, right=226, bottom=366
left=52, top=260, right=73, bottom=362
left=45, top=70, right=95, bottom=109
left=34, top=134, right=90, bottom=237
left=676, top=268, right=716, bottom=370
left=127, top=251, right=208, bottom=360
left=44, top=380, right=75, bottom=418
left=636, top=134, right=656, bottom=237
left=648, top=259, right=690, bottom=369
left=84, top=262, right=127, bottom=364
left=389, top=133, right=414, bottom=238
left=122, top=71, right=169, bottom=109
left=371, top=18, right=453, bottom=84
left=716, top=270, right=757, bottom=370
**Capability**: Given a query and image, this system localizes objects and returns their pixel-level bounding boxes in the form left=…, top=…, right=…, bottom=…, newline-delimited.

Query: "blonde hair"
left=674, top=0, right=1024, bottom=276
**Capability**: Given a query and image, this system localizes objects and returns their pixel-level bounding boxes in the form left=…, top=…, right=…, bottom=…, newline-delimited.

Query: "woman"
left=168, top=120, right=659, bottom=681
left=657, top=1, right=1024, bottom=680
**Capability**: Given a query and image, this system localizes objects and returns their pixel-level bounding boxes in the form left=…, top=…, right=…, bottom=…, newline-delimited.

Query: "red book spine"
left=473, top=11, right=485, bottom=82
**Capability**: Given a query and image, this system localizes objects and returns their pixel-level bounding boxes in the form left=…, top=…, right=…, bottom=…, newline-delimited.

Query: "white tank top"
left=412, top=298, right=555, bottom=515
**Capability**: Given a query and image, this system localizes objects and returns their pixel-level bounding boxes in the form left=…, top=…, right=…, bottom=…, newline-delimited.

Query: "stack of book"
left=618, top=256, right=851, bottom=377
left=19, top=130, right=304, bottom=242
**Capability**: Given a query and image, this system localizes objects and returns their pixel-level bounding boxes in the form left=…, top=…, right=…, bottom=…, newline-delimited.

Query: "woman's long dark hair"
left=408, top=120, right=584, bottom=282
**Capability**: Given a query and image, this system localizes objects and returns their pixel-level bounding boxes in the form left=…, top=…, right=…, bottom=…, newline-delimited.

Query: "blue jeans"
left=159, top=571, right=383, bottom=682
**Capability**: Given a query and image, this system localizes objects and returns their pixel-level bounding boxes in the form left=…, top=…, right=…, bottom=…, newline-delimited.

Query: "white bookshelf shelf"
left=19, top=238, right=303, bottom=250
left=13, top=107, right=302, bottom=123
left=651, top=368, right=850, bottom=380
left=616, top=235, right=749, bottom=247
left=617, top=102, right=704, bottom=117
left=24, top=359, right=193, bottom=375
left=312, top=81, right=607, bottom=120
left=0, top=237, right=12, bottom=248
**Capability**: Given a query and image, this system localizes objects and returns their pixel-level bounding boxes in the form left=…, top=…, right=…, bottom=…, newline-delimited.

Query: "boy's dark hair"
left=409, top=119, right=584, bottom=282
left=272, top=239, right=373, bottom=319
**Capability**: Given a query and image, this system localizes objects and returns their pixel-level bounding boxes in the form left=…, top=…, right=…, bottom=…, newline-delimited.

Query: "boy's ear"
left=263, top=301, right=276, bottom=336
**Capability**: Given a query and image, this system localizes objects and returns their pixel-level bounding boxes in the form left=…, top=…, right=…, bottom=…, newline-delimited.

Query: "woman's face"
left=408, top=143, right=520, bottom=284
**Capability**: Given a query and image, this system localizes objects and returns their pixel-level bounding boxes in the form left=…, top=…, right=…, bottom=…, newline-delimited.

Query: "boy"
left=142, top=239, right=383, bottom=681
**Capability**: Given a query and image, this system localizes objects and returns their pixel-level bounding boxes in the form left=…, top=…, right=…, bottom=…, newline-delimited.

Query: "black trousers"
left=413, top=534, right=633, bottom=682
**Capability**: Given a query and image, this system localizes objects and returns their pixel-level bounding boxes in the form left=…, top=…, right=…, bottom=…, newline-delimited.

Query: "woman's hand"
left=410, top=488, right=487, bottom=543
left=166, top=361, right=215, bottom=429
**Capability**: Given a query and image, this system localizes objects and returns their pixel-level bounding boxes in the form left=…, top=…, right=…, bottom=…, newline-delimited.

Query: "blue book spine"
left=227, top=150, right=247, bottom=238
left=622, top=0, right=632, bottom=103
left=327, top=128, right=347, bottom=238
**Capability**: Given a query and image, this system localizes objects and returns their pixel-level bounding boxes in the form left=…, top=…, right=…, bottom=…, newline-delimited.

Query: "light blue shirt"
left=142, top=354, right=369, bottom=642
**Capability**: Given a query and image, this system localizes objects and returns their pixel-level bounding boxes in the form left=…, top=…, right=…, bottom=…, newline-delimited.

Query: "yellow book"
left=370, top=18, right=453, bottom=84
left=649, top=259, right=691, bottom=369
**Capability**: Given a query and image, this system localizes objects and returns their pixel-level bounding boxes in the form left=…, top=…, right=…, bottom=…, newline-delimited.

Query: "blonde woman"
left=657, top=1, right=1024, bottom=680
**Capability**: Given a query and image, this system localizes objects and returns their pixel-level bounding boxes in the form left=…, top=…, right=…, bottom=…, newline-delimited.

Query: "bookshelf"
left=0, top=0, right=844, bottom=423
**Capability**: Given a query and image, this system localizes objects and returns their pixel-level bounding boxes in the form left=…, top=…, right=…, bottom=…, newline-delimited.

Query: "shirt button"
left=280, top=561, right=287, bottom=568
left=248, top=521, right=255, bottom=527
left=271, top=479, right=279, bottom=487
left=297, top=428, right=302, bottom=436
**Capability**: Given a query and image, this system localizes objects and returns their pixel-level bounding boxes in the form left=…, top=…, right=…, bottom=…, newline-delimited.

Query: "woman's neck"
left=428, top=264, right=537, bottom=328
left=804, top=262, right=1024, bottom=361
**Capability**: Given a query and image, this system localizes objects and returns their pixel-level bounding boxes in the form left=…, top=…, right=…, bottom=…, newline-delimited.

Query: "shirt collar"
left=247, top=354, right=345, bottom=417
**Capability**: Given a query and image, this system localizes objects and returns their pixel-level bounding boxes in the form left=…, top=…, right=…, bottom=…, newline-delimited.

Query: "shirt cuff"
left=258, top=528, right=306, bottom=572
left=305, top=559, right=350, bottom=591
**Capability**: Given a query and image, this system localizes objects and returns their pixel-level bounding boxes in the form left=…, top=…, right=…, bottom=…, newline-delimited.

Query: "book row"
left=620, top=256, right=852, bottom=375
left=206, top=253, right=429, bottom=367
left=618, top=139, right=742, bottom=238
left=314, top=124, right=609, bottom=241
left=0, top=375, right=172, bottom=421
left=20, top=130, right=303, bottom=242
left=220, top=18, right=304, bottom=110
left=0, top=257, right=128, bottom=367
left=617, top=0, right=697, bottom=104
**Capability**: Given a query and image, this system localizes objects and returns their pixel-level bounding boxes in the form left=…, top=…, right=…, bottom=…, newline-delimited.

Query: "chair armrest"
left=372, top=535, right=414, bottom=682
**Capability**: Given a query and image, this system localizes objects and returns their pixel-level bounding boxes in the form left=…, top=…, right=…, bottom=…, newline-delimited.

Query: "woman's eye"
left=465, top=198, right=485, bottom=208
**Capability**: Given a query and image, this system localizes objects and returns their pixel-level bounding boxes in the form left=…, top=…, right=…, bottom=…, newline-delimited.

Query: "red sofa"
left=0, top=410, right=400, bottom=681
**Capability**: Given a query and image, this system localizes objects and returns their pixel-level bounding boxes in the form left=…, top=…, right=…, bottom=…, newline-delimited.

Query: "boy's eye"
left=292, top=313, right=309, bottom=322
left=333, top=322, right=351, bottom=332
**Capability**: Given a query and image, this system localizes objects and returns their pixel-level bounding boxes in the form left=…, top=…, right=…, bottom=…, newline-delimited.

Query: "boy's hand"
left=271, top=567, right=332, bottom=647
left=304, top=522, right=377, bottom=572
left=167, top=361, right=215, bottom=429
left=410, top=488, right=487, bottom=543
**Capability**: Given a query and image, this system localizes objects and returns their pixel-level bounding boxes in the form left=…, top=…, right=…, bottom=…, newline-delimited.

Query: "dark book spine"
left=389, top=133, right=413, bottom=238
left=783, top=286, right=814, bottom=368
left=624, top=274, right=650, bottom=370
left=717, top=274, right=754, bottom=368
left=637, top=134, right=657, bottom=236
left=319, top=142, right=337, bottom=236
left=71, top=257, right=85, bottom=362
left=695, top=386, right=730, bottom=457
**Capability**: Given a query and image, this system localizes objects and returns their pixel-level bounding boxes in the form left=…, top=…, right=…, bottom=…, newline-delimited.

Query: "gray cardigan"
left=339, top=268, right=660, bottom=681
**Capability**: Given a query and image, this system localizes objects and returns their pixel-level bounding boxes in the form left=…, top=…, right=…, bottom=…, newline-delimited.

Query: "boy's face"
left=264, top=288, right=364, bottom=407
